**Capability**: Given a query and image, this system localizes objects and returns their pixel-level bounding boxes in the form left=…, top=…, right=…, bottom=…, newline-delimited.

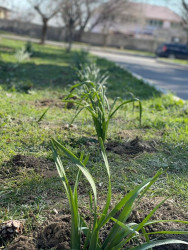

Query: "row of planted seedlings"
left=42, top=63, right=188, bottom=249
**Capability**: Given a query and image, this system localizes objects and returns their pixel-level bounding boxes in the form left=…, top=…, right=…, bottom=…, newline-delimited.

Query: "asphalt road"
left=90, top=50, right=188, bottom=100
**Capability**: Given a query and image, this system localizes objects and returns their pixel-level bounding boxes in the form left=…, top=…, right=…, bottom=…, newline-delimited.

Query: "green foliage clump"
left=14, top=47, right=31, bottom=62
left=51, top=138, right=188, bottom=250
left=65, top=64, right=142, bottom=142
left=24, top=41, right=34, bottom=56
left=72, top=49, right=91, bottom=70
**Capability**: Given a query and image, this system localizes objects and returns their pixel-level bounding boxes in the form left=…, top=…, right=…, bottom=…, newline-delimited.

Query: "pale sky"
left=1, top=0, right=184, bottom=15
left=0, top=0, right=186, bottom=25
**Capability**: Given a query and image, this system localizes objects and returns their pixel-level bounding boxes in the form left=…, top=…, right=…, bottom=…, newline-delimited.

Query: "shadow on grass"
left=0, top=61, right=77, bottom=90
left=0, top=42, right=162, bottom=99
left=33, top=50, right=74, bottom=64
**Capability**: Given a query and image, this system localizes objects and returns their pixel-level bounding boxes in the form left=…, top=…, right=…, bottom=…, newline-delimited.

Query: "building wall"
left=81, top=32, right=161, bottom=51
left=0, top=19, right=187, bottom=52
left=0, top=19, right=64, bottom=41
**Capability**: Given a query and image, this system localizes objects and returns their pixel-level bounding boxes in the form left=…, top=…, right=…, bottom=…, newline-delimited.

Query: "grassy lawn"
left=0, top=38, right=187, bottom=248
left=108, top=47, right=155, bottom=57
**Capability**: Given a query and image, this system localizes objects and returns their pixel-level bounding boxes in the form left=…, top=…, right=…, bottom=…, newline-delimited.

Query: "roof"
left=0, top=6, right=11, bottom=12
left=122, top=3, right=182, bottom=23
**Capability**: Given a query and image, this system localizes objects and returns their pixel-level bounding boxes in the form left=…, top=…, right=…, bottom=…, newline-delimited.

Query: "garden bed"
left=0, top=38, right=187, bottom=249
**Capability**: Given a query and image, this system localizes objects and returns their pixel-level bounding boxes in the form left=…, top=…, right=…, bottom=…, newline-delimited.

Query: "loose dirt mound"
left=8, top=215, right=71, bottom=250
left=37, top=214, right=71, bottom=249
left=7, top=236, right=37, bottom=250
left=130, top=197, right=188, bottom=250
left=0, top=220, right=24, bottom=246
left=5, top=199, right=188, bottom=250
left=35, top=96, right=77, bottom=109
left=0, top=155, right=56, bottom=179
left=35, top=98, right=65, bottom=108
left=106, top=137, right=157, bottom=155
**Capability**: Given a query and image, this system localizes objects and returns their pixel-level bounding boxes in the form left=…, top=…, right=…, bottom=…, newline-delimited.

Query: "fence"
left=0, top=19, right=166, bottom=52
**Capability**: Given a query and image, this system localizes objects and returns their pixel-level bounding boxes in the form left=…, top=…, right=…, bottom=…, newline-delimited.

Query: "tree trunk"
left=41, top=18, right=48, bottom=44
left=66, top=18, right=75, bottom=52
left=67, top=27, right=73, bottom=52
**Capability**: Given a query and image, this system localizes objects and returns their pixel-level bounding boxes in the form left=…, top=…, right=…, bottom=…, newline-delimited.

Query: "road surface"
left=90, top=50, right=188, bottom=100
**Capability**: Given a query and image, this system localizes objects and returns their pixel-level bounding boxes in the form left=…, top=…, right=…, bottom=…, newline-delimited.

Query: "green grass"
left=0, top=38, right=187, bottom=236
left=158, top=58, right=188, bottom=65
left=105, top=47, right=155, bottom=57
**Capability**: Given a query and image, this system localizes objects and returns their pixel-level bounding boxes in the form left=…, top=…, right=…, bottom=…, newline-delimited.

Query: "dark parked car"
left=155, top=43, right=188, bottom=59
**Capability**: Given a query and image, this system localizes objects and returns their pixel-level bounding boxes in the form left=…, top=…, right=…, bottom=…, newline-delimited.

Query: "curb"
left=156, top=59, right=188, bottom=69
left=89, top=47, right=155, bottom=59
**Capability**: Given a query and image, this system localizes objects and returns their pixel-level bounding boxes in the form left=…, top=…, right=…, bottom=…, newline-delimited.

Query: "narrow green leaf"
left=134, top=197, right=168, bottom=233
left=51, top=141, right=80, bottom=249
left=146, top=230, right=188, bottom=235
left=144, top=219, right=188, bottom=226
left=37, top=107, right=49, bottom=123
left=52, top=138, right=97, bottom=204
left=109, top=98, right=142, bottom=125
left=110, top=217, right=136, bottom=234
left=130, top=239, right=188, bottom=250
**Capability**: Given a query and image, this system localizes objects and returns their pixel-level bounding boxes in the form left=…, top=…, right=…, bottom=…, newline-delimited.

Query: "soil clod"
left=0, top=220, right=24, bottom=246
left=106, top=136, right=157, bottom=155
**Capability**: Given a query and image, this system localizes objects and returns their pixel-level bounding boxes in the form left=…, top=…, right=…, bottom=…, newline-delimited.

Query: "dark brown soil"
left=0, top=155, right=56, bottom=179
left=35, top=98, right=65, bottom=108
left=7, top=215, right=71, bottom=250
left=106, top=137, right=157, bottom=156
left=7, top=236, right=37, bottom=250
left=130, top=197, right=188, bottom=250
left=37, top=214, right=71, bottom=250
left=5, top=197, right=188, bottom=249
left=35, top=96, right=77, bottom=109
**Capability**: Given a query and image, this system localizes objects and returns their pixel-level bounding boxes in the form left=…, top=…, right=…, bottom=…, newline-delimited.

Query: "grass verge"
left=0, top=38, right=187, bottom=246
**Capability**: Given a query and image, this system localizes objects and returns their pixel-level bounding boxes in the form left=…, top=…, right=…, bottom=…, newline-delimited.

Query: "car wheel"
left=168, top=54, right=175, bottom=59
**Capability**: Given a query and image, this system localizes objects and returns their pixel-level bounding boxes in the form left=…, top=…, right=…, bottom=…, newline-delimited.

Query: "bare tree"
left=60, top=0, right=128, bottom=51
left=88, top=0, right=128, bottom=33
left=61, top=0, right=78, bottom=52
left=27, top=0, right=61, bottom=44
left=61, top=0, right=100, bottom=51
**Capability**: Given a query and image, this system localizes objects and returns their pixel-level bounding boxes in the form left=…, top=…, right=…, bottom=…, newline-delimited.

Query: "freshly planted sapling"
left=51, top=138, right=188, bottom=249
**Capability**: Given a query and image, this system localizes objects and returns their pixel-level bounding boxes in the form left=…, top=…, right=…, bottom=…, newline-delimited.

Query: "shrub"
left=24, top=41, right=34, bottom=56
left=51, top=138, right=188, bottom=249
left=73, top=49, right=91, bottom=70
